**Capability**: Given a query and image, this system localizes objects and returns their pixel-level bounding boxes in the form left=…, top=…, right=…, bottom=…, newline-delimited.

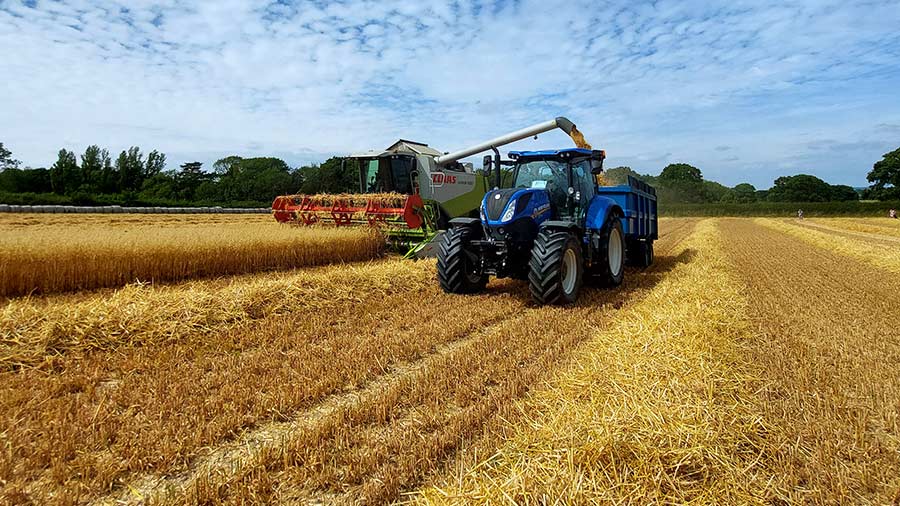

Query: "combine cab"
left=273, top=117, right=597, bottom=256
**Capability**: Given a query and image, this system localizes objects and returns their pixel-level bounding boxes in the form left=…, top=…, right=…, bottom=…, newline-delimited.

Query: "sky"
left=2, top=0, right=899, bottom=188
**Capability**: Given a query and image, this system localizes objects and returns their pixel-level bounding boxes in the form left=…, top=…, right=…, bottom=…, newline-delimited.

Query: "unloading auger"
left=272, top=117, right=593, bottom=257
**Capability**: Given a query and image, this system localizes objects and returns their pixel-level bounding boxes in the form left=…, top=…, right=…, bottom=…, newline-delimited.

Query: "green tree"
left=139, top=171, right=178, bottom=200
left=298, top=157, right=356, bottom=194
left=49, top=149, right=79, bottom=194
left=0, top=142, right=21, bottom=170
left=704, top=180, right=731, bottom=202
left=214, top=156, right=298, bottom=202
left=80, top=145, right=104, bottom=192
left=175, top=161, right=209, bottom=200
left=0, top=167, right=52, bottom=193
left=829, top=184, right=859, bottom=202
left=767, top=174, right=833, bottom=202
left=117, top=147, right=144, bottom=192
left=144, top=150, right=166, bottom=179
left=722, top=183, right=757, bottom=203
left=657, top=163, right=708, bottom=203
left=97, top=149, right=117, bottom=193
left=866, top=147, right=900, bottom=200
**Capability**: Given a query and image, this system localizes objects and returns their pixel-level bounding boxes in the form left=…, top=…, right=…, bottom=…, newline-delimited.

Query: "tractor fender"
left=585, top=196, right=624, bottom=231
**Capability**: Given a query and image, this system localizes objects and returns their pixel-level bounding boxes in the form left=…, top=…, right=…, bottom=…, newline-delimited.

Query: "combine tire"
left=627, top=240, right=654, bottom=268
left=437, top=227, right=487, bottom=294
left=528, top=230, right=583, bottom=305
left=594, top=215, right=625, bottom=286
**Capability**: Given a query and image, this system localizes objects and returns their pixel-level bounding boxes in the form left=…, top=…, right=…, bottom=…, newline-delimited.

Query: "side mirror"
left=590, top=149, right=606, bottom=175
left=483, top=155, right=493, bottom=174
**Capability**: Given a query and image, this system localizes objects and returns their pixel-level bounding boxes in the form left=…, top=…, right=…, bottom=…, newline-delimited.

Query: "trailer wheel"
left=595, top=215, right=625, bottom=286
left=437, top=227, right=487, bottom=294
left=528, top=230, right=583, bottom=305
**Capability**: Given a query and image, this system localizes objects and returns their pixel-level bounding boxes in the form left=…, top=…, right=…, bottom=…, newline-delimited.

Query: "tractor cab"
left=506, top=148, right=604, bottom=221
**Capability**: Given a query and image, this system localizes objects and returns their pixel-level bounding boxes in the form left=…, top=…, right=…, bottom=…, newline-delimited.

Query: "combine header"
left=272, top=117, right=593, bottom=256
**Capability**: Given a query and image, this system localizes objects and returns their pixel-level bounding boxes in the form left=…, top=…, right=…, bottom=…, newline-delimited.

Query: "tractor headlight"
left=480, top=204, right=486, bottom=222
left=501, top=199, right=517, bottom=222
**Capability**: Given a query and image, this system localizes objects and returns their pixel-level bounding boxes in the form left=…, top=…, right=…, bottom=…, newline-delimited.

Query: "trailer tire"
left=437, top=227, right=487, bottom=294
left=594, top=214, right=625, bottom=287
left=528, top=230, right=583, bottom=305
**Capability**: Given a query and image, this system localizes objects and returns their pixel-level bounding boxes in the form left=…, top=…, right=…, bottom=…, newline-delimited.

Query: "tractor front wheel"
left=528, top=230, right=584, bottom=305
left=437, top=227, right=487, bottom=294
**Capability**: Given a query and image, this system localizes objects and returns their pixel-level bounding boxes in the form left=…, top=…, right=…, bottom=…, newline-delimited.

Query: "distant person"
left=797, top=209, right=804, bottom=220
left=890, top=208, right=898, bottom=219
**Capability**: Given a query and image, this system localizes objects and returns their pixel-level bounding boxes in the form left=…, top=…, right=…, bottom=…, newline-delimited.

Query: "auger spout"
left=434, top=116, right=590, bottom=166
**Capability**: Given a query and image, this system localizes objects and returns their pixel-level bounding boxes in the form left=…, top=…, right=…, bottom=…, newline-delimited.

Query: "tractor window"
left=571, top=160, right=595, bottom=217
left=513, top=160, right=568, bottom=210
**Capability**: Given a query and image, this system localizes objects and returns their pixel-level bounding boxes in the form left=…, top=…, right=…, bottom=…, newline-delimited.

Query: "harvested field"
left=807, top=217, right=900, bottom=238
left=720, top=219, right=900, bottom=503
left=2, top=216, right=899, bottom=505
left=758, top=218, right=900, bottom=274
left=0, top=214, right=383, bottom=297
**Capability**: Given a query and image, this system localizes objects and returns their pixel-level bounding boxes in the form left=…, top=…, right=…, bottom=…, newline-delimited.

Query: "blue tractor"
left=437, top=148, right=657, bottom=305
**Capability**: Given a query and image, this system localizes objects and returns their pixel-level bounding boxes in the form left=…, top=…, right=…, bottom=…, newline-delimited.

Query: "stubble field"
left=1, top=215, right=898, bottom=504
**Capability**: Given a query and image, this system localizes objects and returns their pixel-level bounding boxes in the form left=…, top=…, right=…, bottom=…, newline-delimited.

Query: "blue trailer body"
left=595, top=175, right=658, bottom=240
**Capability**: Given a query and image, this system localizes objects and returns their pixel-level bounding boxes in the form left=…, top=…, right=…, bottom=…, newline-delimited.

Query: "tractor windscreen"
left=513, top=159, right=569, bottom=207
left=361, top=155, right=415, bottom=194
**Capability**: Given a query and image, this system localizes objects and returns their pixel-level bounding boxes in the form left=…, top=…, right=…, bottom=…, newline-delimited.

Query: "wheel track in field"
left=90, top=309, right=520, bottom=506
left=718, top=219, right=900, bottom=502
left=794, top=219, right=900, bottom=245
left=93, top=219, right=699, bottom=506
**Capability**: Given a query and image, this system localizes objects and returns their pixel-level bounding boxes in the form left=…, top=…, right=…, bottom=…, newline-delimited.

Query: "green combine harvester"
left=272, top=117, right=592, bottom=257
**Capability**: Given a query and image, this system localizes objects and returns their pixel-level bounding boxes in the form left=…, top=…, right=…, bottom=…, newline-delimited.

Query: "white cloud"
left=1, top=0, right=899, bottom=186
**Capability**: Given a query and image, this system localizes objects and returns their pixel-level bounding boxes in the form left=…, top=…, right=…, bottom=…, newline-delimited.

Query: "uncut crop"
left=0, top=214, right=383, bottom=297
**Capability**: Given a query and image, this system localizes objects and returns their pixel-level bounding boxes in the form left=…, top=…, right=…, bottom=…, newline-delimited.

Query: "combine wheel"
left=594, top=215, right=625, bottom=286
left=437, top=227, right=487, bottom=294
left=528, top=230, right=584, bottom=305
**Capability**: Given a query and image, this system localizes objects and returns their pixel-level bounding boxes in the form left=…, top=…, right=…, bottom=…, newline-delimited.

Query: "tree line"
left=604, top=147, right=900, bottom=204
left=1, top=141, right=898, bottom=206
left=0, top=142, right=357, bottom=206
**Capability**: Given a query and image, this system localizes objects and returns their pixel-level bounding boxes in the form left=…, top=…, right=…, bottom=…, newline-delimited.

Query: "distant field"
left=661, top=200, right=900, bottom=217
left=0, top=214, right=383, bottom=297
left=1, top=217, right=898, bottom=504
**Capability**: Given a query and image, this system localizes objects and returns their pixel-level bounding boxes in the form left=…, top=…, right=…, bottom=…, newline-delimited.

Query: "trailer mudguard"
left=585, top=196, right=623, bottom=230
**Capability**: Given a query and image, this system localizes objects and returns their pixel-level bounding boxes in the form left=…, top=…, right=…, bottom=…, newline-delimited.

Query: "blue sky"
left=1, top=0, right=899, bottom=188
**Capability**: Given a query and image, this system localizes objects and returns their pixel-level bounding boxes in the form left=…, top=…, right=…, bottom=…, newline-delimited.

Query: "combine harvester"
left=272, top=117, right=593, bottom=256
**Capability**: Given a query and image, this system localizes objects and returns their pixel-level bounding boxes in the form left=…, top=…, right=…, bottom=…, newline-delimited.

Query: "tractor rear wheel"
left=594, top=215, right=625, bottom=286
left=528, top=230, right=584, bottom=305
left=437, top=226, right=487, bottom=294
